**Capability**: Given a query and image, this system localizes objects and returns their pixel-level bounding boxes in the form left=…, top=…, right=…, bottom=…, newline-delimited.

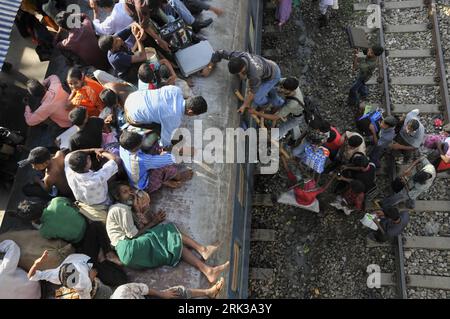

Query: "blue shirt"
left=119, top=146, right=176, bottom=190
left=124, top=86, right=185, bottom=147
left=108, top=27, right=133, bottom=77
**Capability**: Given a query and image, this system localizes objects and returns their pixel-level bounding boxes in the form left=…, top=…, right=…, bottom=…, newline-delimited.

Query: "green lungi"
left=116, top=223, right=183, bottom=269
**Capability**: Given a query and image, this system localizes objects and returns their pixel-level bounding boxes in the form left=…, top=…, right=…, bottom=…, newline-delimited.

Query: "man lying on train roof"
left=123, top=85, right=207, bottom=148
left=209, top=49, right=285, bottom=113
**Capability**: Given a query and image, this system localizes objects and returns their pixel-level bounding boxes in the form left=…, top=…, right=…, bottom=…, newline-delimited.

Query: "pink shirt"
left=24, top=75, right=71, bottom=128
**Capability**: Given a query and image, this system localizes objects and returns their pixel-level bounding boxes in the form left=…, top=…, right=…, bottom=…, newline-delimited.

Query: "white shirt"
left=65, top=155, right=118, bottom=206
left=30, top=254, right=93, bottom=299
left=93, top=1, right=134, bottom=47
left=106, top=203, right=139, bottom=247
left=0, top=240, right=41, bottom=299
left=111, top=283, right=149, bottom=299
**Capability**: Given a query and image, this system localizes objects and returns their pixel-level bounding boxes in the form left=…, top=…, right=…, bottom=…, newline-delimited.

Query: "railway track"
left=354, top=0, right=450, bottom=298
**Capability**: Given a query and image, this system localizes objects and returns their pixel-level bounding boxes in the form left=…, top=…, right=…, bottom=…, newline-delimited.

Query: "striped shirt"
left=119, top=146, right=176, bottom=190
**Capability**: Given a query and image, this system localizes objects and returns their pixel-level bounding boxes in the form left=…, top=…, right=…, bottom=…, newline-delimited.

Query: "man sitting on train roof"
left=119, top=130, right=193, bottom=193
left=19, top=146, right=74, bottom=201
left=98, top=23, right=148, bottom=84
left=209, top=49, right=285, bottom=113
left=23, top=76, right=71, bottom=132
left=389, top=109, right=425, bottom=164
left=64, top=148, right=120, bottom=223
left=106, top=181, right=229, bottom=283
left=123, top=85, right=207, bottom=148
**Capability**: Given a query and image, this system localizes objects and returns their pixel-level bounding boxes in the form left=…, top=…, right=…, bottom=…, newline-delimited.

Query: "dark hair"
left=413, top=170, right=433, bottom=184
left=351, top=154, right=369, bottom=168
left=110, top=181, right=129, bottom=201
left=309, top=118, right=322, bottom=130
left=98, top=35, right=115, bottom=52
left=356, top=117, right=372, bottom=136
left=371, top=45, right=384, bottom=56
left=383, top=116, right=398, bottom=127
left=282, top=77, right=299, bottom=91
left=348, top=135, right=363, bottom=148
left=97, top=0, right=114, bottom=8
left=119, top=130, right=143, bottom=151
left=138, top=63, right=156, bottom=84
left=99, top=89, right=118, bottom=108
left=55, top=11, right=71, bottom=30
left=68, top=151, right=89, bottom=173
left=26, top=79, right=46, bottom=99
left=228, top=57, right=246, bottom=74
left=67, top=67, right=83, bottom=81
left=327, top=129, right=337, bottom=143
left=384, top=207, right=400, bottom=220
left=319, top=120, right=331, bottom=133
left=69, top=107, right=87, bottom=126
left=186, top=96, right=207, bottom=115
left=159, top=64, right=170, bottom=81
left=17, top=199, right=46, bottom=221
left=408, top=119, right=420, bottom=131
left=28, top=147, right=51, bottom=165
left=349, top=180, right=365, bottom=193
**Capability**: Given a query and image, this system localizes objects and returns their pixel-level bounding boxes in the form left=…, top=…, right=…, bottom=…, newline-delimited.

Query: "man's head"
left=119, top=130, right=143, bottom=152
left=185, top=96, right=208, bottom=116
left=138, top=62, right=156, bottom=84
left=348, top=135, right=363, bottom=148
left=97, top=0, right=114, bottom=9
left=18, top=146, right=51, bottom=170
left=228, top=57, right=246, bottom=75
left=67, top=67, right=85, bottom=91
left=413, top=170, right=433, bottom=185
left=381, top=115, right=398, bottom=129
left=405, top=119, right=420, bottom=136
left=351, top=154, right=370, bottom=168
left=26, top=79, right=46, bottom=100
left=17, top=199, right=46, bottom=222
left=98, top=35, right=123, bottom=53
left=349, top=179, right=365, bottom=193
left=111, top=182, right=135, bottom=205
left=99, top=89, right=118, bottom=108
left=280, top=77, right=299, bottom=94
left=384, top=207, right=400, bottom=221
left=55, top=11, right=72, bottom=30
left=68, top=151, right=91, bottom=173
left=319, top=120, right=331, bottom=134
left=368, top=45, right=384, bottom=58
left=69, top=107, right=89, bottom=127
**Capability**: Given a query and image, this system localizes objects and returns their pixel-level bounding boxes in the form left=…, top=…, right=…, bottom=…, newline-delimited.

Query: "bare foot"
left=211, top=7, right=224, bottom=16
left=207, top=277, right=225, bottom=299
left=174, top=169, right=194, bottom=182
left=200, top=241, right=221, bottom=261
left=206, top=261, right=230, bottom=284
left=105, top=251, right=123, bottom=266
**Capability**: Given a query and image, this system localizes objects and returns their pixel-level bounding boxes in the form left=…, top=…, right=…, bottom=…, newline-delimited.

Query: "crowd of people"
left=1, top=0, right=449, bottom=300
left=2, top=0, right=230, bottom=300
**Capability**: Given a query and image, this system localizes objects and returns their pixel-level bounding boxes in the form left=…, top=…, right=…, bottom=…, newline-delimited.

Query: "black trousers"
left=182, top=0, right=210, bottom=15
left=74, top=221, right=128, bottom=287
left=22, top=183, right=53, bottom=201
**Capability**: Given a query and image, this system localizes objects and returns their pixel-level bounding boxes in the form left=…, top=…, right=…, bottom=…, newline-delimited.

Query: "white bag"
left=361, top=213, right=378, bottom=231
left=332, top=0, right=339, bottom=10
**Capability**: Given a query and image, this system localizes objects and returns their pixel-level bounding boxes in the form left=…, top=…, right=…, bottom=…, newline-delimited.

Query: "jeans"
left=348, top=76, right=368, bottom=107
left=369, top=145, right=385, bottom=168
left=381, top=188, right=415, bottom=209
left=169, top=0, right=195, bottom=25
left=254, top=65, right=284, bottom=107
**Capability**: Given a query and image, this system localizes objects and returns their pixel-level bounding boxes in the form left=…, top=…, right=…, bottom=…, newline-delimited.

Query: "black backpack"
left=285, top=96, right=322, bottom=124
